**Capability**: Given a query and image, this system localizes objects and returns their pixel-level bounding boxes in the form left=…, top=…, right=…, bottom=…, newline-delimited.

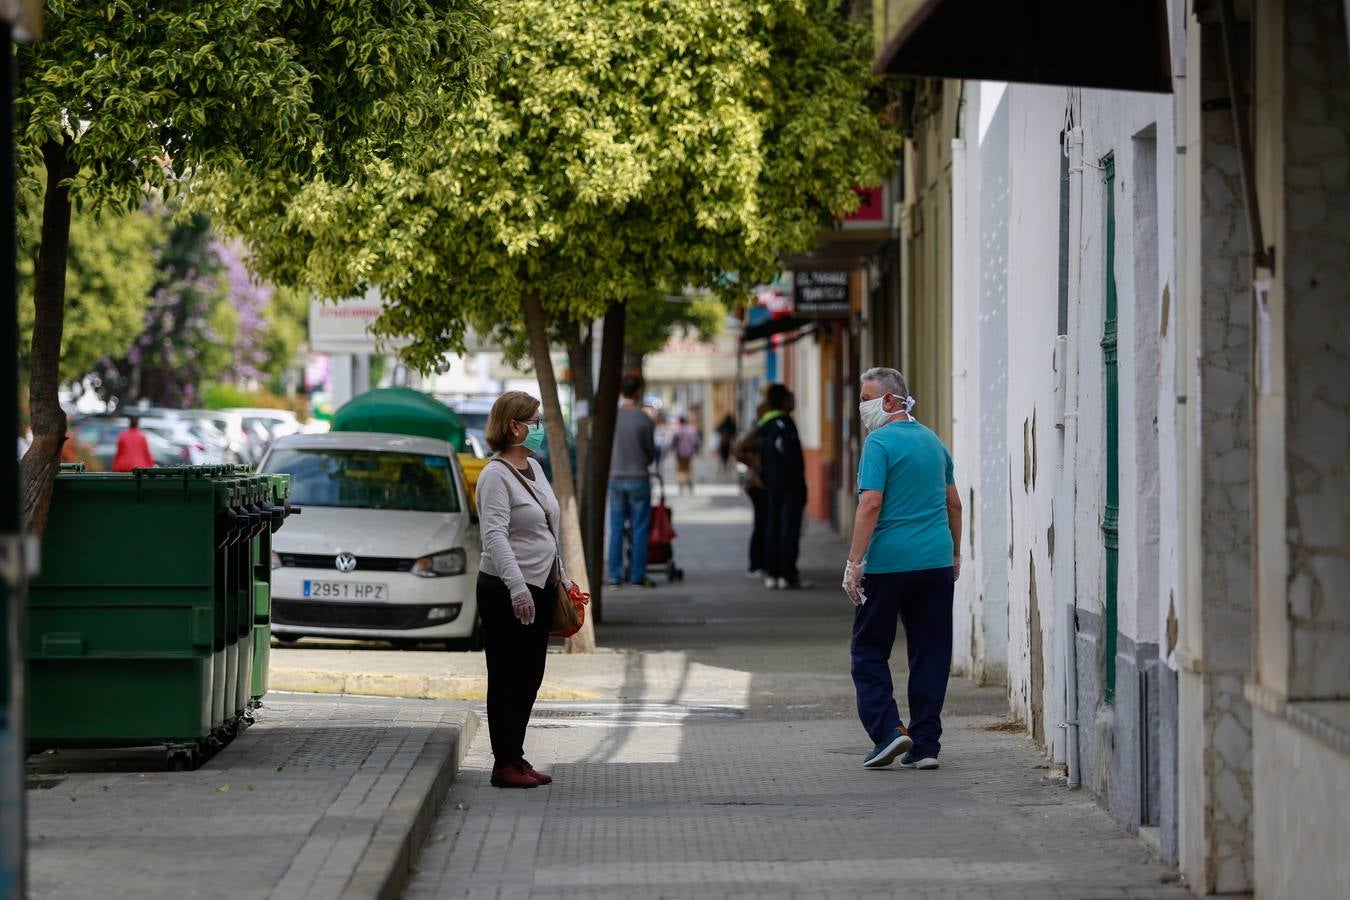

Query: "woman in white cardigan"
left=474, top=391, right=570, bottom=788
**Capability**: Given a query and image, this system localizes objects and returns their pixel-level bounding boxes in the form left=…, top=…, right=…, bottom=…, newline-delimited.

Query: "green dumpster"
left=28, top=470, right=228, bottom=757
left=25, top=465, right=295, bottom=768
left=251, top=473, right=293, bottom=703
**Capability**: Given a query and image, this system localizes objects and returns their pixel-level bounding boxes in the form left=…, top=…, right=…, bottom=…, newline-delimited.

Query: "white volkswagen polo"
left=260, top=431, right=481, bottom=648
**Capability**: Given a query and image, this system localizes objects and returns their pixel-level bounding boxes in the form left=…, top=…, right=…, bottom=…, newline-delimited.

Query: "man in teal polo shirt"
left=843, top=367, right=962, bottom=770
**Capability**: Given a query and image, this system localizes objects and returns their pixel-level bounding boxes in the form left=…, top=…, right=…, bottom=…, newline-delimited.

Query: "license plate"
left=303, top=580, right=387, bottom=601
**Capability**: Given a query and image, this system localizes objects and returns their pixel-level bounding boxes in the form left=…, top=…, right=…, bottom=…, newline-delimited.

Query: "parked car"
left=224, top=407, right=303, bottom=450
left=259, top=431, right=482, bottom=648
left=174, top=409, right=258, bottom=465
left=459, top=428, right=490, bottom=511
left=442, top=398, right=576, bottom=482
left=136, top=417, right=225, bottom=465
left=68, top=415, right=183, bottom=469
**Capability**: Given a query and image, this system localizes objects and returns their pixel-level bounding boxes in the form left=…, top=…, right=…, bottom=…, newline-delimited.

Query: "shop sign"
left=793, top=270, right=851, bottom=319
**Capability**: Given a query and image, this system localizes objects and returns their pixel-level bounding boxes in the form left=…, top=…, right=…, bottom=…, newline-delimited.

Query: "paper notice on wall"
left=1194, top=363, right=1203, bottom=450
left=1255, top=278, right=1272, bottom=396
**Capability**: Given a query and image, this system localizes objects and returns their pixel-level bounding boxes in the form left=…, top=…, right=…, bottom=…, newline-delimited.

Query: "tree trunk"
left=585, top=301, right=626, bottom=620
left=20, top=141, right=76, bottom=536
left=522, top=290, right=595, bottom=653
left=565, top=320, right=593, bottom=541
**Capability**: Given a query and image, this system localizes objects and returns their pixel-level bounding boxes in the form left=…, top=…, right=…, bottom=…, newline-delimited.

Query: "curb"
left=270, top=667, right=600, bottom=702
left=342, top=709, right=479, bottom=900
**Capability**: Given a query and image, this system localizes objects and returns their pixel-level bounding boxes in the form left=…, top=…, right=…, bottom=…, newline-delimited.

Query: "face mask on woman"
left=518, top=421, right=546, bottom=452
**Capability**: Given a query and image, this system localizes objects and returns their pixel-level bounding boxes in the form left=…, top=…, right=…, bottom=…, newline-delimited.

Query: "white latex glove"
left=843, top=559, right=867, bottom=606
left=953, top=554, right=962, bottom=582
left=511, top=591, right=536, bottom=625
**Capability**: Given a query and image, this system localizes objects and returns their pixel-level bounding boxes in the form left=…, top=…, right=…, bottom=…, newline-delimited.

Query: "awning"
left=740, top=316, right=816, bottom=345
left=782, top=236, right=894, bottom=270
left=873, top=0, right=1172, bottom=93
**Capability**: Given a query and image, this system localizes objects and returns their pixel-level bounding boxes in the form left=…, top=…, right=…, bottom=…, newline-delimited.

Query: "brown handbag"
left=490, top=458, right=588, bottom=637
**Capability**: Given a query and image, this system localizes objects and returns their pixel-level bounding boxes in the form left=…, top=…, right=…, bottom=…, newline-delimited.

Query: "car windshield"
left=263, top=447, right=459, bottom=513
left=454, top=411, right=489, bottom=431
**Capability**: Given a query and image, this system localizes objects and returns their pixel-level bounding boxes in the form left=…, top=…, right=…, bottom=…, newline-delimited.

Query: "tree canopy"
left=17, top=193, right=162, bottom=386
left=17, top=0, right=491, bottom=534
left=213, top=0, right=898, bottom=369
left=16, top=0, right=491, bottom=213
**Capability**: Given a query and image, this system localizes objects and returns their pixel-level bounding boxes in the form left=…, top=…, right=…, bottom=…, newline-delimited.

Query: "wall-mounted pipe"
left=1057, top=124, right=1085, bottom=790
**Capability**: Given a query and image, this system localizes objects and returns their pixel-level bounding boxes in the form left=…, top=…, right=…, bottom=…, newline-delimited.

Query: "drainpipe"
left=1057, top=125, right=1085, bottom=789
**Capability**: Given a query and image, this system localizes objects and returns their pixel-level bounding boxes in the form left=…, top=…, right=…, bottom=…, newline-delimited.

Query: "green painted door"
left=1101, top=156, right=1120, bottom=705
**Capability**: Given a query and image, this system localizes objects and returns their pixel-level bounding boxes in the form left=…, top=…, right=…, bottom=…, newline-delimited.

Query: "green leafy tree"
left=96, top=215, right=235, bottom=408
left=212, top=0, right=896, bottom=648
left=15, top=0, right=489, bottom=534
left=623, top=295, right=727, bottom=366
left=17, top=185, right=163, bottom=388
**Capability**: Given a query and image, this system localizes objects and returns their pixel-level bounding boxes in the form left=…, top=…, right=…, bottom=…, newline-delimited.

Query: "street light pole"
left=0, top=17, right=28, bottom=896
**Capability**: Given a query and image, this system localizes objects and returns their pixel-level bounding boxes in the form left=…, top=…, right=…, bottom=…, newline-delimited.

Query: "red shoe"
left=490, top=762, right=538, bottom=789
left=520, top=759, right=552, bottom=785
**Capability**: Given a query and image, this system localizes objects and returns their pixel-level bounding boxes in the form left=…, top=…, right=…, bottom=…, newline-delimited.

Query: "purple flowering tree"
left=99, top=215, right=230, bottom=408
left=214, top=239, right=271, bottom=385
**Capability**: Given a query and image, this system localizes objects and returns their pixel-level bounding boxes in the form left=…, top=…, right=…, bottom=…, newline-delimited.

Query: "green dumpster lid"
left=332, top=387, right=467, bottom=452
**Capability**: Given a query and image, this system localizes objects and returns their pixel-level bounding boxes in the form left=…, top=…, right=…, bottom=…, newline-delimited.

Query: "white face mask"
left=859, top=396, right=893, bottom=433
left=859, top=394, right=916, bottom=433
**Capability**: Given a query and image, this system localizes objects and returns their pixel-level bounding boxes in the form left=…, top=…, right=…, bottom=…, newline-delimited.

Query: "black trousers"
left=746, top=486, right=768, bottom=573
left=763, top=486, right=806, bottom=582
left=851, top=567, right=955, bottom=756
left=478, top=573, right=554, bottom=765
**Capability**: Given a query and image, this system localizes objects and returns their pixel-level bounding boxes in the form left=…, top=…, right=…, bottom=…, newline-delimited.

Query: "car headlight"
left=271, top=551, right=283, bottom=570
left=412, top=548, right=467, bottom=577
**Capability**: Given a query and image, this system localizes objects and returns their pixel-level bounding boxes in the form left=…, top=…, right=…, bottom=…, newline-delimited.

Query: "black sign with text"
left=792, top=270, right=851, bottom=318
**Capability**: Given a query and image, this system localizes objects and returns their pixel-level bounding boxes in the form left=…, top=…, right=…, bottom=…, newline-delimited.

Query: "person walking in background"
left=651, top=409, right=672, bottom=471
left=716, top=414, right=737, bottom=472
left=843, top=368, right=962, bottom=772
left=608, top=374, right=658, bottom=588
left=474, top=390, right=569, bottom=789
left=757, top=384, right=810, bottom=590
left=734, top=402, right=769, bottom=579
left=673, top=416, right=701, bottom=495
left=111, top=415, right=155, bottom=472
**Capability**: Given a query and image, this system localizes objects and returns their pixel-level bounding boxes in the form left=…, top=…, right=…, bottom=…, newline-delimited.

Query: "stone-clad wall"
left=1282, top=0, right=1350, bottom=702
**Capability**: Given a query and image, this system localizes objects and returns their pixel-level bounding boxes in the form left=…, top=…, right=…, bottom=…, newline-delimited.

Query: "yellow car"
left=457, top=429, right=490, bottom=513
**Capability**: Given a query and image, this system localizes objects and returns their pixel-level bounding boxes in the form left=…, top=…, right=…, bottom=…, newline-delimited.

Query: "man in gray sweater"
left=607, top=374, right=658, bottom=588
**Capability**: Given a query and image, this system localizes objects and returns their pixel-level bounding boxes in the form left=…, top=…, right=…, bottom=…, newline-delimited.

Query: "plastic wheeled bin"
left=251, top=473, right=294, bottom=704
left=26, top=468, right=232, bottom=766
left=26, top=465, right=296, bottom=768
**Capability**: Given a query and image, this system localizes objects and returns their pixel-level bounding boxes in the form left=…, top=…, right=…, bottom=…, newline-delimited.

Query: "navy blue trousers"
left=850, top=566, right=955, bottom=757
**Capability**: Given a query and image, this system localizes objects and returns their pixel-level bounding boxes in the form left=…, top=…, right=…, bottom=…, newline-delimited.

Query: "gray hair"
left=861, top=367, right=910, bottom=398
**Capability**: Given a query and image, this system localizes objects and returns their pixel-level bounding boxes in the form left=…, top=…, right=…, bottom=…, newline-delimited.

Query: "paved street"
left=26, top=695, right=473, bottom=900
left=400, top=478, right=1190, bottom=899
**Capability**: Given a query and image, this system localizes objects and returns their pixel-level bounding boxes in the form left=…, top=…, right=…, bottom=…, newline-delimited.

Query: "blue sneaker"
left=862, top=728, right=913, bottom=768
left=898, top=750, right=939, bottom=769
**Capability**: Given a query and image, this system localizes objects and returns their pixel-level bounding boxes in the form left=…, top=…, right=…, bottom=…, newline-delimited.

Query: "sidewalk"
left=26, top=695, right=475, bottom=900
left=392, top=482, right=1190, bottom=899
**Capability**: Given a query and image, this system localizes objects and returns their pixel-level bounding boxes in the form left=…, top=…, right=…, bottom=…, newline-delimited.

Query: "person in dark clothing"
left=756, top=384, right=811, bottom=590
left=715, top=414, right=737, bottom=471
left=734, top=403, right=769, bottom=578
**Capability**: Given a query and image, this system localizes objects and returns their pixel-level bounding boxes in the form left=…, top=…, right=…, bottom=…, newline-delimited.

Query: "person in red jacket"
left=112, top=416, right=156, bottom=472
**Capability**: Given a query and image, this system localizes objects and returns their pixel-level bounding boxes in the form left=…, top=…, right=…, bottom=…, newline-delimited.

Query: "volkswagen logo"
left=334, top=552, right=358, bottom=573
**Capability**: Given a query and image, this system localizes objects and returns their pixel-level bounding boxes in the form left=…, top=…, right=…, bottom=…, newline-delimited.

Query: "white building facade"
left=931, top=2, right=1348, bottom=895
